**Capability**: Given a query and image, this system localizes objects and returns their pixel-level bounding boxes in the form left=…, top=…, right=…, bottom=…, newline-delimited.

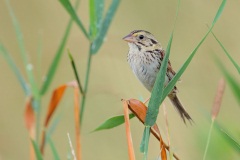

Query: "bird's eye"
left=139, top=35, right=144, bottom=40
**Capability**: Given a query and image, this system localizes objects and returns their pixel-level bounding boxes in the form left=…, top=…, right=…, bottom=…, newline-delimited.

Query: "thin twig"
left=67, top=132, right=77, bottom=160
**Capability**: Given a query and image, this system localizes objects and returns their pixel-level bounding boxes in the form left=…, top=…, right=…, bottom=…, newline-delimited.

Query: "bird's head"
left=123, top=30, right=161, bottom=51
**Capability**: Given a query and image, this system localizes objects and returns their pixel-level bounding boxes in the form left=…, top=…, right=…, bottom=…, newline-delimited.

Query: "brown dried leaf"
left=127, top=99, right=179, bottom=160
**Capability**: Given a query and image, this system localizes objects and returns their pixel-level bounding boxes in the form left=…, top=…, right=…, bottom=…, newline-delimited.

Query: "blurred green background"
left=0, top=0, right=239, bottom=159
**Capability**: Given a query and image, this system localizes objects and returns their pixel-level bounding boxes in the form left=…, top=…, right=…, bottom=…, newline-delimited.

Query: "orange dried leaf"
left=127, top=99, right=179, bottom=160
left=24, top=97, right=35, bottom=160
left=41, top=84, right=67, bottom=154
left=44, top=84, right=67, bottom=127
left=74, top=87, right=81, bottom=160
left=24, top=97, right=35, bottom=135
left=122, top=99, right=136, bottom=160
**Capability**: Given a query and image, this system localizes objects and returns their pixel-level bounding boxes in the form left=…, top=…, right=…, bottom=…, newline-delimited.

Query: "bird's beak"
left=122, top=34, right=136, bottom=43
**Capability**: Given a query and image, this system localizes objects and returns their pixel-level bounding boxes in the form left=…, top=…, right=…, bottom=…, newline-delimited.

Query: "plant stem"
left=80, top=46, right=93, bottom=124
left=203, top=120, right=214, bottom=160
left=33, top=98, right=41, bottom=143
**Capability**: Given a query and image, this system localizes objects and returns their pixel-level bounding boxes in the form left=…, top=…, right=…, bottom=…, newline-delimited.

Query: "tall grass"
left=1, top=0, right=121, bottom=159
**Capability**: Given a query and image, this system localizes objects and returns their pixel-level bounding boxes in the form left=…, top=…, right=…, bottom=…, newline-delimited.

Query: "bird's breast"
left=127, top=51, right=168, bottom=92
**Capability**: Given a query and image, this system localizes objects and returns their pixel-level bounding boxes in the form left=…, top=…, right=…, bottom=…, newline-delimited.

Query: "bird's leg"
left=143, top=97, right=150, bottom=104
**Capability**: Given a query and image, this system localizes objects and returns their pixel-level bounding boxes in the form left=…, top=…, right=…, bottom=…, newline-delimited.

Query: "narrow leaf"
left=24, top=97, right=35, bottom=137
left=89, top=0, right=97, bottom=38
left=44, top=84, right=67, bottom=127
left=162, top=0, right=227, bottom=103
left=215, top=122, right=240, bottom=153
left=211, top=31, right=240, bottom=74
left=40, top=84, right=67, bottom=154
left=31, top=139, right=43, bottom=160
left=25, top=97, right=36, bottom=160
left=212, top=0, right=226, bottom=25
left=0, top=43, right=30, bottom=95
left=93, top=114, right=135, bottom=132
left=146, top=33, right=173, bottom=126
left=95, top=0, right=104, bottom=31
left=90, top=0, right=121, bottom=54
left=5, top=0, right=39, bottom=98
left=68, top=50, right=84, bottom=94
left=41, top=18, right=74, bottom=95
left=59, top=0, right=89, bottom=39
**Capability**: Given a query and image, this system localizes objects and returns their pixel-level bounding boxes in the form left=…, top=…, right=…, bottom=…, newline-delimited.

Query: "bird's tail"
left=168, top=94, right=193, bottom=124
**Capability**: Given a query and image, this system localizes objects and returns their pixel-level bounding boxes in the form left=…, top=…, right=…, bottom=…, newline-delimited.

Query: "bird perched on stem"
left=123, top=30, right=192, bottom=123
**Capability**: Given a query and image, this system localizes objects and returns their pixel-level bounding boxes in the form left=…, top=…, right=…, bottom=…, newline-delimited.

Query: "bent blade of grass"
left=214, top=122, right=240, bottom=153
left=0, top=43, right=30, bottom=95
left=211, top=32, right=240, bottom=74
left=162, top=0, right=226, bottom=102
left=41, top=0, right=81, bottom=95
left=31, top=139, right=43, bottom=160
left=59, top=0, right=89, bottom=40
left=93, top=114, right=135, bottom=132
left=215, top=58, right=240, bottom=105
left=142, top=1, right=180, bottom=157
left=90, top=0, right=121, bottom=54
left=5, top=0, right=39, bottom=98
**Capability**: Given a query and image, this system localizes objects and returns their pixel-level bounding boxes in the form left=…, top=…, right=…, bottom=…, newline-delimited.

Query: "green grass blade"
left=215, top=58, right=240, bottom=105
left=5, top=0, right=39, bottom=98
left=68, top=50, right=84, bottom=95
left=145, top=33, right=173, bottom=126
left=89, top=0, right=97, bottom=39
left=46, top=134, right=60, bottom=160
left=212, top=0, right=226, bottom=25
left=31, top=139, right=43, bottom=160
left=89, top=0, right=104, bottom=39
left=0, top=43, right=30, bottom=95
left=40, top=20, right=72, bottom=95
left=162, top=0, right=226, bottom=103
left=143, top=127, right=150, bottom=159
left=90, top=0, right=121, bottom=54
left=59, top=0, right=89, bottom=40
left=203, top=120, right=214, bottom=160
left=93, top=114, right=135, bottom=132
left=95, top=0, right=104, bottom=31
left=40, top=0, right=80, bottom=95
left=211, top=32, right=240, bottom=74
left=214, top=122, right=240, bottom=153
left=5, top=0, right=28, bottom=65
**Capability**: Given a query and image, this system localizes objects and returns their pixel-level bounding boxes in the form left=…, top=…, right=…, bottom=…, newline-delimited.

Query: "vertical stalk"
left=80, top=45, right=93, bottom=124
left=203, top=120, right=214, bottom=160
left=33, top=98, right=41, bottom=142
